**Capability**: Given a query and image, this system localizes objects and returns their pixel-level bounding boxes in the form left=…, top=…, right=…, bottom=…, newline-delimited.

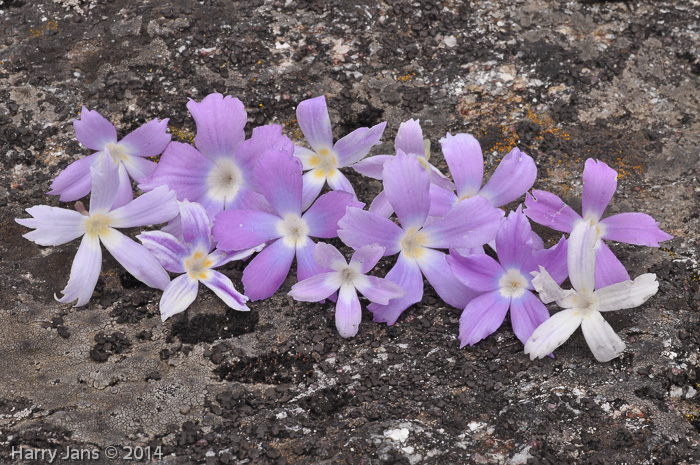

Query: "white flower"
left=524, top=221, right=659, bottom=362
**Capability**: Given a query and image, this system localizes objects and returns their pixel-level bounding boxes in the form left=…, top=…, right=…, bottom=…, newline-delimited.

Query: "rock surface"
left=1, top=0, right=699, bottom=463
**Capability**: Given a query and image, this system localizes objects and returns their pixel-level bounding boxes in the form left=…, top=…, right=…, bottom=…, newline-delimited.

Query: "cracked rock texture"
left=1, top=0, right=699, bottom=463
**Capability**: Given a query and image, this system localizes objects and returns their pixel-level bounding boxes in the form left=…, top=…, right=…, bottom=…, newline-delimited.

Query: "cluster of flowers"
left=17, top=93, right=673, bottom=362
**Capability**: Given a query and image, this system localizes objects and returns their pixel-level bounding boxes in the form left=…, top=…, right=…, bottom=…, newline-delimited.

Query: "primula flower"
left=338, top=150, right=504, bottom=325
left=138, top=200, right=259, bottom=321
left=294, top=95, right=387, bottom=209
left=17, top=159, right=178, bottom=306
left=139, top=93, right=293, bottom=218
left=49, top=107, right=171, bottom=208
left=447, top=207, right=568, bottom=347
left=212, top=149, right=363, bottom=301
left=429, top=133, right=537, bottom=216
left=525, top=221, right=659, bottom=362
left=289, top=243, right=405, bottom=338
left=525, top=158, right=673, bottom=288
left=353, top=118, right=454, bottom=217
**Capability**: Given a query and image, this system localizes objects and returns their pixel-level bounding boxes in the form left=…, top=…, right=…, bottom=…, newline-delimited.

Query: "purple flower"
left=446, top=207, right=568, bottom=347
left=338, top=150, right=504, bottom=325
left=524, top=158, right=673, bottom=288
left=139, top=93, right=293, bottom=218
left=289, top=243, right=405, bottom=337
left=212, top=149, right=363, bottom=301
left=353, top=118, right=454, bottom=217
left=17, top=159, right=178, bottom=306
left=525, top=221, right=659, bottom=362
left=294, top=95, right=387, bottom=209
left=138, top=200, right=259, bottom=321
left=428, top=133, right=537, bottom=216
left=48, top=107, right=171, bottom=208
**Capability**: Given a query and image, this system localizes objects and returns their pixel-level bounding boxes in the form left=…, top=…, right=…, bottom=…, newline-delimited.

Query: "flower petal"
left=212, top=209, right=281, bottom=251
left=201, top=270, right=249, bottom=311
left=187, top=93, right=247, bottom=160
left=522, top=236, right=568, bottom=286
left=337, top=207, right=403, bottom=256
left=428, top=184, right=457, bottom=218
left=568, top=221, right=597, bottom=293
left=108, top=186, right=178, bottom=228
left=119, top=118, right=171, bottom=158
left=17, top=206, right=86, bottom=246
left=440, top=132, right=484, bottom=198
left=581, top=158, right=617, bottom=220
left=242, top=239, right=295, bottom=300
left=509, top=290, right=551, bottom=345
left=100, top=228, right=170, bottom=290
left=301, top=169, right=326, bottom=211
left=594, top=242, right=630, bottom=288
left=352, top=154, right=393, bottom=180
left=137, top=142, right=213, bottom=201
left=113, top=161, right=135, bottom=209
left=458, top=290, right=511, bottom=347
left=368, top=190, right=394, bottom=217
left=394, top=119, right=425, bottom=156
left=524, top=309, right=583, bottom=359
left=73, top=107, right=117, bottom=151
left=600, top=212, right=674, bottom=247
left=350, top=244, right=385, bottom=274
left=333, top=121, right=387, bottom=166
left=56, top=234, right=102, bottom=306
left=289, top=272, right=340, bottom=302
left=480, top=147, right=537, bottom=207
left=48, top=152, right=99, bottom=202
left=137, top=231, right=187, bottom=273
left=495, top=206, right=533, bottom=270
left=531, top=266, right=574, bottom=304
left=355, top=276, right=405, bottom=305
left=178, top=199, right=212, bottom=250
left=417, top=247, right=477, bottom=309
left=524, top=190, right=580, bottom=233
left=383, top=150, right=430, bottom=229
left=368, top=253, right=423, bottom=325
left=239, top=125, right=294, bottom=181
left=336, top=284, right=363, bottom=338
left=304, top=190, right=362, bottom=239
left=121, top=154, right=157, bottom=182
left=255, top=150, right=303, bottom=217
left=594, top=273, right=658, bottom=312
left=326, top=169, right=356, bottom=197
left=159, top=274, right=199, bottom=321
left=446, top=250, right=502, bottom=292
left=294, top=145, right=318, bottom=170
left=296, top=95, right=333, bottom=153
left=89, top=155, right=120, bottom=213
left=313, top=242, right=347, bottom=271
left=580, top=311, right=626, bottom=362
left=207, top=244, right=263, bottom=268
left=421, top=196, right=504, bottom=250
left=296, top=238, right=322, bottom=282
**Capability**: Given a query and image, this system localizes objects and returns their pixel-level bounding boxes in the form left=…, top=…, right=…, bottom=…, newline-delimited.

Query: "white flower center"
left=185, top=250, right=212, bottom=280
left=106, top=143, right=128, bottom=162
left=278, top=214, right=310, bottom=248
left=498, top=268, right=529, bottom=299
left=309, top=147, right=337, bottom=177
left=400, top=227, right=427, bottom=260
left=571, top=290, right=598, bottom=316
left=85, top=213, right=112, bottom=238
left=578, top=216, right=606, bottom=245
left=207, top=158, right=243, bottom=202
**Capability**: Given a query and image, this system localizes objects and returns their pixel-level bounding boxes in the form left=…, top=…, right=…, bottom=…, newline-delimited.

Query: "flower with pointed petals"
left=139, top=93, right=293, bottom=219
left=525, top=221, right=659, bottom=362
left=294, top=95, right=387, bottom=209
left=138, top=200, right=260, bottom=321
left=428, top=134, right=537, bottom=217
left=289, top=243, right=405, bottom=337
left=338, top=150, right=504, bottom=325
left=17, top=159, right=178, bottom=306
left=447, top=207, right=568, bottom=347
left=524, top=158, right=673, bottom=288
left=48, top=107, right=171, bottom=208
left=353, top=118, right=455, bottom=217
left=212, top=149, right=363, bottom=301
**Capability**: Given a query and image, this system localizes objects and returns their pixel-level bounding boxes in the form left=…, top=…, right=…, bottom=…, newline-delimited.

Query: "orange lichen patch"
left=283, top=117, right=304, bottom=142
left=615, top=156, right=643, bottom=180
left=29, top=20, right=58, bottom=39
left=396, top=70, right=416, bottom=82
left=170, top=127, right=195, bottom=144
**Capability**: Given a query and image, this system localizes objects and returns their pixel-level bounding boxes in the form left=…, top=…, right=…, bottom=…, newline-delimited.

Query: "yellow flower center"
left=498, top=268, right=529, bottom=299
left=185, top=251, right=212, bottom=280
left=106, top=143, right=128, bottom=163
left=400, top=227, right=427, bottom=260
left=309, top=147, right=337, bottom=177
left=85, top=213, right=112, bottom=238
